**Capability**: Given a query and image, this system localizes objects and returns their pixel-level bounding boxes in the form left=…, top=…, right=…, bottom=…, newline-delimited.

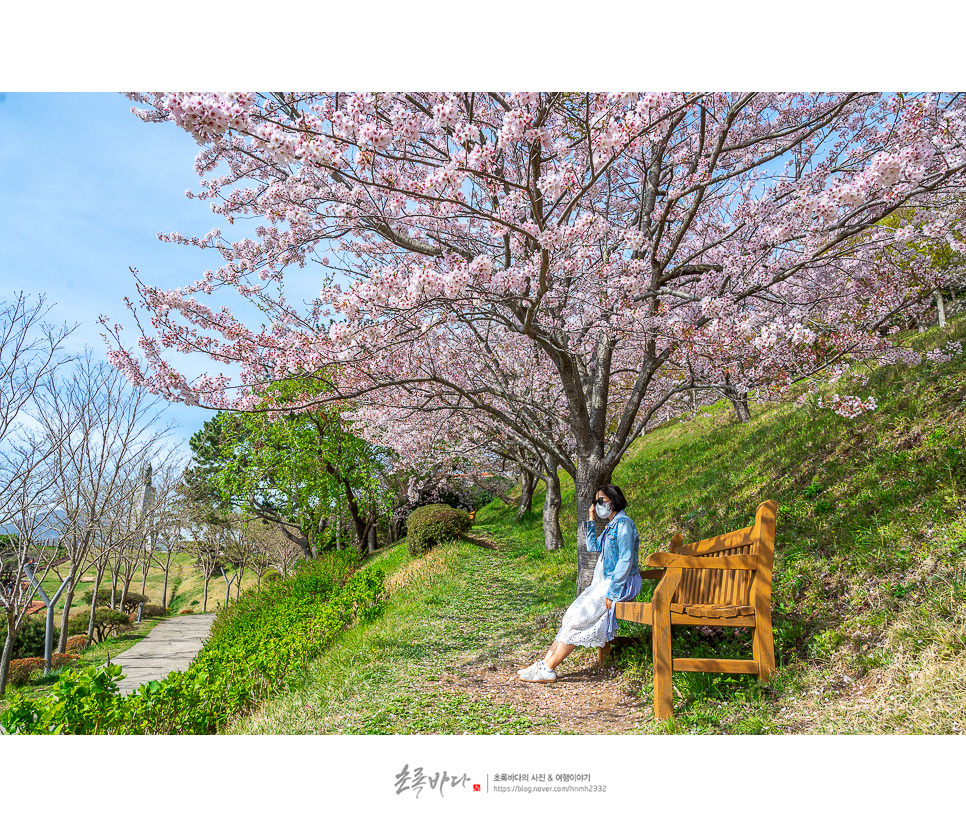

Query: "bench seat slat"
left=671, top=612, right=755, bottom=627
left=669, top=603, right=754, bottom=618
left=615, top=602, right=756, bottom=626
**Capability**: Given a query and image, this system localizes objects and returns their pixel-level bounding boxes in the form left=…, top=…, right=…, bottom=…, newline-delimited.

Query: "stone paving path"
left=110, top=613, right=216, bottom=695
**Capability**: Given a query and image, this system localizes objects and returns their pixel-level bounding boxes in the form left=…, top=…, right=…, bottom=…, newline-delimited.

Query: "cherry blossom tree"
left=107, top=92, right=966, bottom=590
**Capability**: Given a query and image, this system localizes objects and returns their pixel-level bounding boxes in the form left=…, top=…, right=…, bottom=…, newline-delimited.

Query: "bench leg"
left=752, top=619, right=776, bottom=683
left=653, top=610, right=673, bottom=720
left=651, top=568, right=681, bottom=721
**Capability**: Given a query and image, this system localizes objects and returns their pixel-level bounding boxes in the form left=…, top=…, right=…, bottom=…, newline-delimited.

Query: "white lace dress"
left=554, top=554, right=619, bottom=648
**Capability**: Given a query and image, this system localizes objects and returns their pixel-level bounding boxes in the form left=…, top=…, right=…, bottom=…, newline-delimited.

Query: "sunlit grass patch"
left=384, top=547, right=449, bottom=594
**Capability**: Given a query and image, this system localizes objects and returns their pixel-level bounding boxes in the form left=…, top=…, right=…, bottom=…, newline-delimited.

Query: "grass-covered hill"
left=228, top=313, right=965, bottom=735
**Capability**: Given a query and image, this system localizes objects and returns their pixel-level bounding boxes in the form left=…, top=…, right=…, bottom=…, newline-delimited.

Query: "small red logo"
left=473, top=784, right=481, bottom=792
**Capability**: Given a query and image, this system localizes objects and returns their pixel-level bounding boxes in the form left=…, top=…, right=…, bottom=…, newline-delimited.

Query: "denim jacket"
left=583, top=510, right=640, bottom=600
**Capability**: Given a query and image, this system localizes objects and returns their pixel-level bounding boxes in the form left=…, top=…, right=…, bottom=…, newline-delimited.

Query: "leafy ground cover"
left=0, top=617, right=167, bottom=711
left=234, top=315, right=966, bottom=735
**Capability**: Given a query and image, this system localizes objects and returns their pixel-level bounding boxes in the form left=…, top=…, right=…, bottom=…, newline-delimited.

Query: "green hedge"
left=0, top=557, right=386, bottom=734
left=406, top=504, right=472, bottom=558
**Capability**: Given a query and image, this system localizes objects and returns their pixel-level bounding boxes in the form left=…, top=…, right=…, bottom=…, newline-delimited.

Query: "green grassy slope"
left=233, top=314, right=966, bottom=735
left=609, top=315, right=966, bottom=732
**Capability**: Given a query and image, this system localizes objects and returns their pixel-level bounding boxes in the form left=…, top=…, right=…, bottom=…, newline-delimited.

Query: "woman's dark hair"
left=596, top=484, right=627, bottom=513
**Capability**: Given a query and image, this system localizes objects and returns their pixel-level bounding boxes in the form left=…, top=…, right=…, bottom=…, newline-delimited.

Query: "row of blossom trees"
left=107, top=92, right=966, bottom=590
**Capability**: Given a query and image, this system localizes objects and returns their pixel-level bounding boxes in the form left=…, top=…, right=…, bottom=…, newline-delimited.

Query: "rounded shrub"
left=5, top=654, right=73, bottom=687
left=119, top=592, right=149, bottom=614
left=65, top=634, right=88, bottom=654
left=66, top=608, right=131, bottom=643
left=7, top=657, right=44, bottom=687
left=141, top=604, right=168, bottom=619
left=406, top=504, right=472, bottom=558
left=179, top=608, right=195, bottom=616
left=81, top=589, right=149, bottom=614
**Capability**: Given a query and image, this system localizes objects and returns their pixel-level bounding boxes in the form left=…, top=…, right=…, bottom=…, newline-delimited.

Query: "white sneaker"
left=518, top=661, right=556, bottom=683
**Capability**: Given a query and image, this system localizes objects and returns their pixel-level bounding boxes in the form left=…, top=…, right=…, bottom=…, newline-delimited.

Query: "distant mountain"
left=0, top=509, right=68, bottom=542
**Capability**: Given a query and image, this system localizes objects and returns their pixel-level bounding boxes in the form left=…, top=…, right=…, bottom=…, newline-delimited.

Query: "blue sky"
left=0, top=92, right=235, bottom=447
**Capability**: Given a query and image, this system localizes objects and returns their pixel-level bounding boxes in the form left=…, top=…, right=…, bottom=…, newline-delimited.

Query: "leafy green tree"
left=185, top=380, right=394, bottom=558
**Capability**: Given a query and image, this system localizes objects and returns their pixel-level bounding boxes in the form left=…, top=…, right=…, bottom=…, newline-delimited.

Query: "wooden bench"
left=613, top=500, right=778, bottom=720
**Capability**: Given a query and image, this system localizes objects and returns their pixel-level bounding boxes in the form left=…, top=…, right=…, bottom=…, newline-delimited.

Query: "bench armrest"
left=644, top=551, right=757, bottom=570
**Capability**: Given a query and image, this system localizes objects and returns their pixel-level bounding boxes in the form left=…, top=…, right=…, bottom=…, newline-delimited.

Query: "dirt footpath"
left=433, top=657, right=649, bottom=733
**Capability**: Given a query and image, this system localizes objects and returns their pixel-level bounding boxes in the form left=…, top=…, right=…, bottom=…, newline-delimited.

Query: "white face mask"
left=595, top=499, right=612, bottom=519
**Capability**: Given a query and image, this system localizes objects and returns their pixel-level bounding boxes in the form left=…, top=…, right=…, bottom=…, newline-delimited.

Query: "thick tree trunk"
left=730, top=392, right=752, bottom=423
left=723, top=373, right=751, bottom=423
left=573, top=459, right=612, bottom=594
left=368, top=523, right=378, bottom=553
left=935, top=290, right=947, bottom=329
left=202, top=573, right=210, bottom=613
left=542, top=468, right=564, bottom=551
left=516, top=469, right=536, bottom=521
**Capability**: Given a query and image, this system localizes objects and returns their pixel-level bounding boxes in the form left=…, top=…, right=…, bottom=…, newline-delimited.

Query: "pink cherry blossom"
left=106, top=92, right=966, bottom=591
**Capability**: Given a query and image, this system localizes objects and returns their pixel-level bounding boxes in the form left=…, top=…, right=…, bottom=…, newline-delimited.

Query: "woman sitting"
left=518, top=484, right=641, bottom=683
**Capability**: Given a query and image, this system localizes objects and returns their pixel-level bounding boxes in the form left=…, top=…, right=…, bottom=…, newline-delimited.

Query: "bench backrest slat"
left=670, top=502, right=776, bottom=609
